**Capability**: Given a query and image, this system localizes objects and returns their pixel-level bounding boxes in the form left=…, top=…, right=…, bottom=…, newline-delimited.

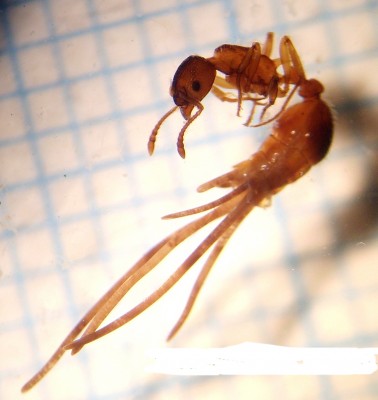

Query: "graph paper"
left=0, top=0, right=377, bottom=399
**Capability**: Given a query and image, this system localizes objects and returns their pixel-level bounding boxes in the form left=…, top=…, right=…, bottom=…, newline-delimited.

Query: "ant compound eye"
left=192, top=80, right=201, bottom=92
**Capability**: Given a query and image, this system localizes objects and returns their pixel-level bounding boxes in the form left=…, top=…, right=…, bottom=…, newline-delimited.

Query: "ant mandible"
left=148, top=32, right=307, bottom=158
left=22, top=33, right=333, bottom=393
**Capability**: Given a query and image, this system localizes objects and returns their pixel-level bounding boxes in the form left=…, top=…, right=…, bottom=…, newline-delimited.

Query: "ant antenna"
left=148, top=106, right=178, bottom=155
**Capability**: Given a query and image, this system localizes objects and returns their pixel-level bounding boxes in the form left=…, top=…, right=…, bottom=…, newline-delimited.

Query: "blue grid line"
left=0, top=1, right=376, bottom=242
left=316, top=0, right=378, bottom=356
left=12, top=0, right=95, bottom=391
left=2, top=43, right=378, bottom=108
left=83, top=0, right=148, bottom=267
left=268, top=0, right=330, bottom=376
left=0, top=3, right=69, bottom=395
left=1, top=26, right=376, bottom=153
left=17, top=18, right=73, bottom=380
left=0, top=0, right=221, bottom=54
left=2, top=0, right=373, bottom=70
left=41, top=0, right=109, bottom=286
left=0, top=0, right=373, bottom=59
left=264, top=0, right=323, bottom=355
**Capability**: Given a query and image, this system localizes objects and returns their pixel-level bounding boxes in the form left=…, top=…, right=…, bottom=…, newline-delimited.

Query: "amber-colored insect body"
left=148, top=32, right=307, bottom=158
left=22, top=36, right=333, bottom=393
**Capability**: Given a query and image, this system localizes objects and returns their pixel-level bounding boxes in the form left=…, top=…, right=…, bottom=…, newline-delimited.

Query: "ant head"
left=170, top=55, right=216, bottom=120
left=149, top=56, right=216, bottom=157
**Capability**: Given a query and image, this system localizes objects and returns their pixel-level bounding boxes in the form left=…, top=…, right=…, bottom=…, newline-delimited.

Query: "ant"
left=149, top=32, right=308, bottom=158
left=22, top=34, right=333, bottom=393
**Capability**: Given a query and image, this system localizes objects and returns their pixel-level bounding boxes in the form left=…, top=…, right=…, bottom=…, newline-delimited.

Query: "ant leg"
left=243, top=100, right=259, bottom=126
left=257, top=75, right=279, bottom=123
left=211, top=83, right=263, bottom=105
left=213, top=75, right=235, bottom=89
left=211, top=76, right=241, bottom=102
left=262, top=31, right=274, bottom=57
left=244, top=75, right=279, bottom=126
left=284, top=36, right=306, bottom=81
left=236, top=42, right=261, bottom=117
left=279, top=36, right=306, bottom=87
left=249, top=83, right=299, bottom=128
left=211, top=85, right=238, bottom=103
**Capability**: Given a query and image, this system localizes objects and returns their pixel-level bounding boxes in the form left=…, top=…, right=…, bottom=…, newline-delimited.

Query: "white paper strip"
left=147, top=343, right=378, bottom=376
